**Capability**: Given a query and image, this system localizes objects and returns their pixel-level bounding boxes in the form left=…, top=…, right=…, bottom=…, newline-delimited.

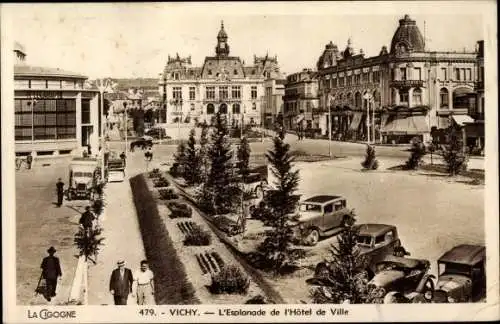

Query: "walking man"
left=79, top=206, right=95, bottom=234
left=133, top=260, right=155, bottom=305
left=120, top=151, right=126, bottom=167
left=56, top=178, right=64, bottom=207
left=26, top=153, right=33, bottom=169
left=40, top=246, right=62, bottom=301
left=109, top=260, right=134, bottom=305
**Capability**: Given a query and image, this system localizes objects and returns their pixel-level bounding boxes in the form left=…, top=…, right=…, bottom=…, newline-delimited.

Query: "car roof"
left=378, top=255, right=426, bottom=269
left=303, top=195, right=343, bottom=204
left=438, top=244, right=486, bottom=266
left=354, top=223, right=396, bottom=236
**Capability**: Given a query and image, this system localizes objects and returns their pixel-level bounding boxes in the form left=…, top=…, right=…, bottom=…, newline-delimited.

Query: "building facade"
left=283, top=69, right=320, bottom=133
left=316, top=14, right=481, bottom=144
left=14, top=42, right=100, bottom=157
left=159, top=22, right=285, bottom=128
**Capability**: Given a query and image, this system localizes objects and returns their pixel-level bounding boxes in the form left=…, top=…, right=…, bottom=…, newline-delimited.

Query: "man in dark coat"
left=109, top=260, right=134, bottom=305
left=26, top=153, right=33, bottom=169
left=56, top=178, right=64, bottom=207
left=79, top=206, right=95, bottom=234
left=40, top=246, right=62, bottom=301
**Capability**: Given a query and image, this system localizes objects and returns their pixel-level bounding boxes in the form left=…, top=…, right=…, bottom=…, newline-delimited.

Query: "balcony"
left=390, top=80, right=424, bottom=88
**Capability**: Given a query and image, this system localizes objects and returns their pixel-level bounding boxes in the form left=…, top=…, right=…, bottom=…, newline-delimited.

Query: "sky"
left=3, top=2, right=490, bottom=79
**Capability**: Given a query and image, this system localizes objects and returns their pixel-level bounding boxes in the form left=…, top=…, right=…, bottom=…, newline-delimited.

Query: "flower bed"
left=181, top=223, right=212, bottom=246
left=209, top=265, right=250, bottom=295
left=167, top=201, right=192, bottom=218
left=153, top=177, right=170, bottom=188
left=158, top=188, right=179, bottom=200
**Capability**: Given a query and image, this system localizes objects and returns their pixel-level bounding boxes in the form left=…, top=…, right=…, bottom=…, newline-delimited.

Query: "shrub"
left=167, top=201, right=192, bottom=218
left=183, top=224, right=211, bottom=246
left=159, top=188, right=179, bottom=200
left=245, top=295, right=273, bottom=304
left=149, top=168, right=161, bottom=178
left=442, top=127, right=469, bottom=176
left=404, top=137, right=426, bottom=170
left=210, top=265, right=250, bottom=295
left=361, top=144, right=379, bottom=170
left=154, top=177, right=170, bottom=188
left=213, top=215, right=242, bottom=236
left=73, top=226, right=105, bottom=263
left=92, top=198, right=105, bottom=216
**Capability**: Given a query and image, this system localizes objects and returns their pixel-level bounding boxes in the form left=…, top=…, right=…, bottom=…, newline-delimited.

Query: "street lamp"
left=95, top=78, right=118, bottom=181
left=123, top=101, right=128, bottom=155
left=363, top=92, right=373, bottom=144
left=170, top=98, right=183, bottom=142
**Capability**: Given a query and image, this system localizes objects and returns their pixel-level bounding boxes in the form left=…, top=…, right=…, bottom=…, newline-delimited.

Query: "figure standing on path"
left=120, top=151, right=126, bottom=167
left=133, top=260, right=155, bottom=305
left=56, top=178, right=64, bottom=207
left=109, top=260, right=134, bottom=305
left=26, top=153, right=33, bottom=169
left=40, top=246, right=62, bottom=301
left=79, top=206, right=95, bottom=234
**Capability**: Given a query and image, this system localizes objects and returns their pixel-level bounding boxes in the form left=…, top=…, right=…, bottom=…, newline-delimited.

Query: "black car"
left=145, top=127, right=169, bottom=139
left=130, top=136, right=153, bottom=151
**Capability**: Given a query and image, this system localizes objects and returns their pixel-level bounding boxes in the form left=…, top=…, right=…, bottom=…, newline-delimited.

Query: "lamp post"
left=158, top=79, right=166, bottom=144
left=123, top=101, right=128, bottom=155
left=95, top=79, right=117, bottom=181
left=241, top=103, right=246, bottom=140
left=363, top=93, right=373, bottom=144
left=170, top=98, right=183, bottom=142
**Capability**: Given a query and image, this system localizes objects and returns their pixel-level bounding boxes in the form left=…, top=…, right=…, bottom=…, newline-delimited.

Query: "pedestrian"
left=133, top=260, right=155, bottom=305
left=120, top=151, right=126, bottom=166
left=109, top=260, right=134, bottom=305
left=79, top=206, right=95, bottom=234
left=26, top=153, right=33, bottom=169
left=40, top=246, right=62, bottom=301
left=56, top=178, right=64, bottom=207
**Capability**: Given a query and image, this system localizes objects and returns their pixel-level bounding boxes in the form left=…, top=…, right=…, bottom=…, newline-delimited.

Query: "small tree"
left=427, top=140, right=436, bottom=165
left=236, top=136, right=251, bottom=182
left=171, top=141, right=187, bottom=178
left=361, top=144, right=379, bottom=170
left=442, top=127, right=468, bottom=176
left=74, top=227, right=105, bottom=264
left=310, top=212, right=376, bottom=304
left=405, top=137, right=426, bottom=170
left=198, top=125, right=210, bottom=182
left=184, top=128, right=202, bottom=185
left=258, top=128, right=301, bottom=274
left=201, top=112, right=239, bottom=215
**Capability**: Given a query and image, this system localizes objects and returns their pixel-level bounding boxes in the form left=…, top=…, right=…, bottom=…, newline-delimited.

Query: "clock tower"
left=215, top=21, right=230, bottom=57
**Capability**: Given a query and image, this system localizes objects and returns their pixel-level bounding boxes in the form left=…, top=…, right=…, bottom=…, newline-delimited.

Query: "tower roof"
left=390, top=14, right=425, bottom=54
left=217, top=21, right=227, bottom=39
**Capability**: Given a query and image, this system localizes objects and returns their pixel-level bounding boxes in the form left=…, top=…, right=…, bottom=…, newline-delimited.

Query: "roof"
left=303, top=195, right=343, bottom=204
left=355, top=223, right=395, bottom=236
left=390, top=14, right=425, bottom=54
left=451, top=115, right=474, bottom=126
left=14, top=65, right=87, bottom=79
left=438, top=244, right=485, bottom=265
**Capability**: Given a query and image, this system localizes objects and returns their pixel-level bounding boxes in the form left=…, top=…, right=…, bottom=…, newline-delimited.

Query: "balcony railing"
left=390, top=80, right=424, bottom=88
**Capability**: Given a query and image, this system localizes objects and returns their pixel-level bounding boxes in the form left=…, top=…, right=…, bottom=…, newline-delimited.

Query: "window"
left=480, top=67, right=484, bottom=81
left=219, top=103, right=227, bottom=114
left=306, top=101, right=312, bottom=112
left=208, top=69, right=212, bottom=75
left=399, top=89, right=409, bottom=104
left=375, top=235, right=385, bottom=245
left=324, top=204, right=333, bottom=213
left=190, top=103, right=195, bottom=111
left=466, top=68, right=472, bottom=81
left=206, top=103, right=215, bottom=114
left=189, top=87, right=195, bottom=100
left=355, top=74, right=361, bottom=84
left=172, top=87, right=182, bottom=100
left=334, top=201, right=344, bottom=211
left=174, top=73, right=180, bottom=80
left=231, top=86, right=241, bottom=99
left=251, top=86, right=257, bottom=99
left=440, top=88, right=449, bottom=107
left=206, top=86, right=215, bottom=99
left=414, top=67, right=422, bottom=80
left=339, top=77, right=344, bottom=86
left=400, top=68, right=407, bottom=80
left=441, top=68, right=448, bottom=80
left=455, top=68, right=461, bottom=80
left=373, top=71, right=380, bottom=83
left=233, top=69, right=238, bottom=75
left=219, top=86, right=228, bottom=100
left=384, top=231, right=394, bottom=243
left=346, top=76, right=351, bottom=86
left=412, top=88, right=422, bottom=106
left=362, top=73, right=369, bottom=83
left=252, top=102, right=257, bottom=110
left=81, top=99, right=91, bottom=124
left=232, top=103, right=240, bottom=114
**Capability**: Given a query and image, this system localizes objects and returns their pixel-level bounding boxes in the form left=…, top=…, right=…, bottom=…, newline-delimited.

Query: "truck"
left=66, top=157, right=100, bottom=200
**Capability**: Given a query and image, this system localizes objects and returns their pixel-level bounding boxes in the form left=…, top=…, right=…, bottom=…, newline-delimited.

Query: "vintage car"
left=432, top=244, right=486, bottom=303
left=292, top=195, right=353, bottom=246
left=66, top=157, right=100, bottom=200
left=130, top=136, right=153, bottom=151
left=145, top=127, right=169, bottom=139
left=367, top=255, right=435, bottom=303
left=308, top=223, right=409, bottom=285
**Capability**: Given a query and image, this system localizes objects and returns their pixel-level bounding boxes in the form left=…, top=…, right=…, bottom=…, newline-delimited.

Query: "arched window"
left=232, top=103, right=240, bottom=114
left=346, top=93, right=353, bottom=106
left=190, top=103, right=195, bottom=111
left=252, top=102, right=257, bottom=110
left=355, top=92, right=362, bottom=108
left=412, top=88, right=422, bottom=106
left=440, top=88, right=449, bottom=108
left=399, top=89, right=409, bottom=105
left=219, top=103, right=228, bottom=114
left=207, top=103, right=215, bottom=114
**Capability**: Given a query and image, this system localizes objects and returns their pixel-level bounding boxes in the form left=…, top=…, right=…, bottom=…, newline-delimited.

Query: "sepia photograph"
left=1, top=1, right=498, bottom=323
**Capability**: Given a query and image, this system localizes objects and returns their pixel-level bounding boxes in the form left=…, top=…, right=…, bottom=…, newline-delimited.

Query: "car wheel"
left=423, top=278, right=435, bottom=301
left=307, top=228, right=320, bottom=246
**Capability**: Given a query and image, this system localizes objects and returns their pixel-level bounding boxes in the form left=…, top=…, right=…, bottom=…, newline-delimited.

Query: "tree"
left=236, top=136, right=251, bottom=182
left=184, top=128, right=202, bottom=185
left=310, top=212, right=377, bottom=304
left=258, top=127, right=301, bottom=274
left=198, top=125, right=210, bottom=182
left=404, top=137, right=426, bottom=170
left=361, top=144, right=379, bottom=170
left=442, top=127, right=468, bottom=176
left=170, top=141, right=187, bottom=178
left=202, top=112, right=239, bottom=215
left=74, top=226, right=105, bottom=264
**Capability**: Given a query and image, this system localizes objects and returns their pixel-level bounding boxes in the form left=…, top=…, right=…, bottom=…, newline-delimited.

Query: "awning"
left=348, top=112, right=363, bottom=131
left=380, top=113, right=390, bottom=132
left=382, top=115, right=429, bottom=135
left=451, top=115, right=474, bottom=126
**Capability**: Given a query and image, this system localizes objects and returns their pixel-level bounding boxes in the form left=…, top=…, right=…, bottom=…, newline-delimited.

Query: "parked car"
left=432, top=244, right=486, bottom=303
left=291, top=195, right=353, bottom=246
left=308, top=223, right=408, bottom=285
left=367, top=255, right=435, bottom=303
left=145, top=127, right=170, bottom=139
left=130, top=136, right=153, bottom=151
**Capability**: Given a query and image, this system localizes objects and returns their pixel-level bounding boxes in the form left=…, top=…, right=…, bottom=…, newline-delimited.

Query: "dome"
left=390, top=14, right=424, bottom=54
left=217, top=21, right=227, bottom=39
left=317, top=41, right=340, bottom=69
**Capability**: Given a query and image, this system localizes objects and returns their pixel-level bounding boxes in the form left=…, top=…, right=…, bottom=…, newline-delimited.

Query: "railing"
left=390, top=80, right=424, bottom=88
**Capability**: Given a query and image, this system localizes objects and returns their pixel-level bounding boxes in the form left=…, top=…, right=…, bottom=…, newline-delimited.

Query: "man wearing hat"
left=79, top=206, right=95, bottom=234
left=55, top=178, right=64, bottom=207
left=109, top=260, right=134, bottom=305
left=40, top=246, right=62, bottom=301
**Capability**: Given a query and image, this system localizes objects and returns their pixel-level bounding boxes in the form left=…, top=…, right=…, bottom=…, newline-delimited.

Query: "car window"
left=324, top=204, right=333, bottom=213
left=384, top=230, right=394, bottom=242
left=334, top=201, right=343, bottom=211
left=439, top=262, right=471, bottom=276
left=375, top=235, right=385, bottom=245
left=356, top=235, right=372, bottom=246
left=300, top=204, right=321, bottom=212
